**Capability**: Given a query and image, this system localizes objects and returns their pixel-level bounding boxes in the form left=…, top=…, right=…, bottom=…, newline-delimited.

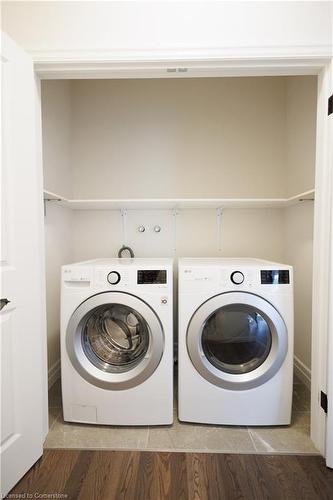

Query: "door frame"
left=32, top=48, right=332, bottom=456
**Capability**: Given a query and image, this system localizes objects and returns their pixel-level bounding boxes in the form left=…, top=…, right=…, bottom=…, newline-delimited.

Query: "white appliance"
left=61, top=258, right=173, bottom=425
left=178, top=258, right=293, bottom=426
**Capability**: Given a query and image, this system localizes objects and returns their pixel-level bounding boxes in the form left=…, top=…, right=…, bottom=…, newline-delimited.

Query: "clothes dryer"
left=178, top=258, right=293, bottom=425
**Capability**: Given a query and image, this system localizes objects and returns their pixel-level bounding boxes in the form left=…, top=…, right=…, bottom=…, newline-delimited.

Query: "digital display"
left=137, top=270, right=167, bottom=284
left=261, top=270, right=290, bottom=284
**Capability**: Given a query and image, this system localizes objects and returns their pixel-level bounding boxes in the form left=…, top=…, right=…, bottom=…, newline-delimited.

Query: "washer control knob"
left=231, top=271, right=244, bottom=285
left=107, top=271, right=121, bottom=285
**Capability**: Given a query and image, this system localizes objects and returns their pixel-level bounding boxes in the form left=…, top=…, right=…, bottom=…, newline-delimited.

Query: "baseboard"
left=48, top=359, right=61, bottom=389
left=294, top=355, right=311, bottom=389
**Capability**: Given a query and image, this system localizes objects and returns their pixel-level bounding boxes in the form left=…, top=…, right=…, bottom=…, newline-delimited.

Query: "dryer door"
left=66, top=292, right=164, bottom=389
left=187, top=292, right=288, bottom=390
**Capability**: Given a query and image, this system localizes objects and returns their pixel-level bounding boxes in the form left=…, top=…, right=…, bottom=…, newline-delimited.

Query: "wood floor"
left=8, top=450, right=333, bottom=500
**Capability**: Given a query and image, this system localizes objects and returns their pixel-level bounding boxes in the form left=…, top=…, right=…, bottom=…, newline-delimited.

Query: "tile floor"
left=45, top=374, right=319, bottom=454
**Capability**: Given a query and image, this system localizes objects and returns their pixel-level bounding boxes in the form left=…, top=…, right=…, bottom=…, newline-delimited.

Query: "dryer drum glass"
left=82, top=304, right=150, bottom=372
left=201, top=304, right=272, bottom=375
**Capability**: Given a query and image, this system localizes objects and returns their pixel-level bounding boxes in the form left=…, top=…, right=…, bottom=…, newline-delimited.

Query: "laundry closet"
left=42, top=76, right=317, bottom=449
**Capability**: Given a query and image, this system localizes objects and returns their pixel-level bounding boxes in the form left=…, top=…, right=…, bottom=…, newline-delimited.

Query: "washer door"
left=187, top=292, right=288, bottom=390
left=66, top=292, right=164, bottom=390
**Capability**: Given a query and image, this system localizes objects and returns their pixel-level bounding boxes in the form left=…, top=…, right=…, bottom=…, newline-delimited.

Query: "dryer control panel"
left=179, top=259, right=293, bottom=296
left=261, top=270, right=290, bottom=284
left=180, top=265, right=292, bottom=294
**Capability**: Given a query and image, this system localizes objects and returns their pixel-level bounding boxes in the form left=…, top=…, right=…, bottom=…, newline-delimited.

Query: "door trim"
left=311, top=61, right=333, bottom=457
left=29, top=45, right=332, bottom=79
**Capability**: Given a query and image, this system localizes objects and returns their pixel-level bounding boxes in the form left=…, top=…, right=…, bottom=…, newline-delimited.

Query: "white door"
left=326, top=59, right=333, bottom=469
left=1, top=32, right=47, bottom=496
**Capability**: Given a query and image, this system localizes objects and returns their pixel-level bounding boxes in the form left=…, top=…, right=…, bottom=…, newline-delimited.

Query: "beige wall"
left=71, top=208, right=285, bottom=263
left=284, top=203, right=314, bottom=371
left=285, top=76, right=317, bottom=197
left=44, top=204, right=72, bottom=376
left=41, top=80, right=72, bottom=198
left=41, top=82, right=73, bottom=379
left=42, top=76, right=317, bottom=200
left=283, top=75, right=317, bottom=376
left=70, top=77, right=288, bottom=199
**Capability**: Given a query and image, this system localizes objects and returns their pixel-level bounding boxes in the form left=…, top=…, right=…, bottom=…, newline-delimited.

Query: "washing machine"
left=178, top=258, right=293, bottom=426
left=61, top=258, right=173, bottom=426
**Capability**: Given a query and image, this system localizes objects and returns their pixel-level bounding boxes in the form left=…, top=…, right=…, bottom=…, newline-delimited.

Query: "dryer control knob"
left=107, top=271, right=121, bottom=285
left=231, top=271, right=244, bottom=285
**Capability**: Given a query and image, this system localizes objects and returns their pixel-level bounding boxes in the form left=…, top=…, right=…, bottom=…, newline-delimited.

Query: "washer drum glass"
left=83, top=304, right=149, bottom=373
left=66, top=292, right=165, bottom=390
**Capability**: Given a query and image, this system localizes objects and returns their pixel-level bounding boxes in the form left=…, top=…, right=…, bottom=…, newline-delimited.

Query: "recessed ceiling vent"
left=166, top=68, right=188, bottom=73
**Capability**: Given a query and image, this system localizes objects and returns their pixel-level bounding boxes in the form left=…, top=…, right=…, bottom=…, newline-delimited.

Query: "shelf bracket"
left=43, top=197, right=62, bottom=217
left=172, top=209, right=179, bottom=252
left=217, top=208, right=223, bottom=252
left=120, top=208, right=128, bottom=246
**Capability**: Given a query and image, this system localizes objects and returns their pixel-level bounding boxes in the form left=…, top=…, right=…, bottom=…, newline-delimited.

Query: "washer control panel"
left=107, top=271, right=121, bottom=285
left=63, top=261, right=172, bottom=293
left=94, top=267, right=168, bottom=289
left=137, top=270, right=167, bottom=285
left=230, top=271, right=244, bottom=285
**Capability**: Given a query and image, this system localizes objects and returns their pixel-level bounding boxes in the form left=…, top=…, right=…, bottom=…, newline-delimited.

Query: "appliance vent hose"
left=118, top=245, right=135, bottom=258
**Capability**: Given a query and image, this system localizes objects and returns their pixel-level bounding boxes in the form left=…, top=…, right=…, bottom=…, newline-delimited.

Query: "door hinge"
left=328, top=94, right=333, bottom=116
left=321, top=391, right=328, bottom=413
